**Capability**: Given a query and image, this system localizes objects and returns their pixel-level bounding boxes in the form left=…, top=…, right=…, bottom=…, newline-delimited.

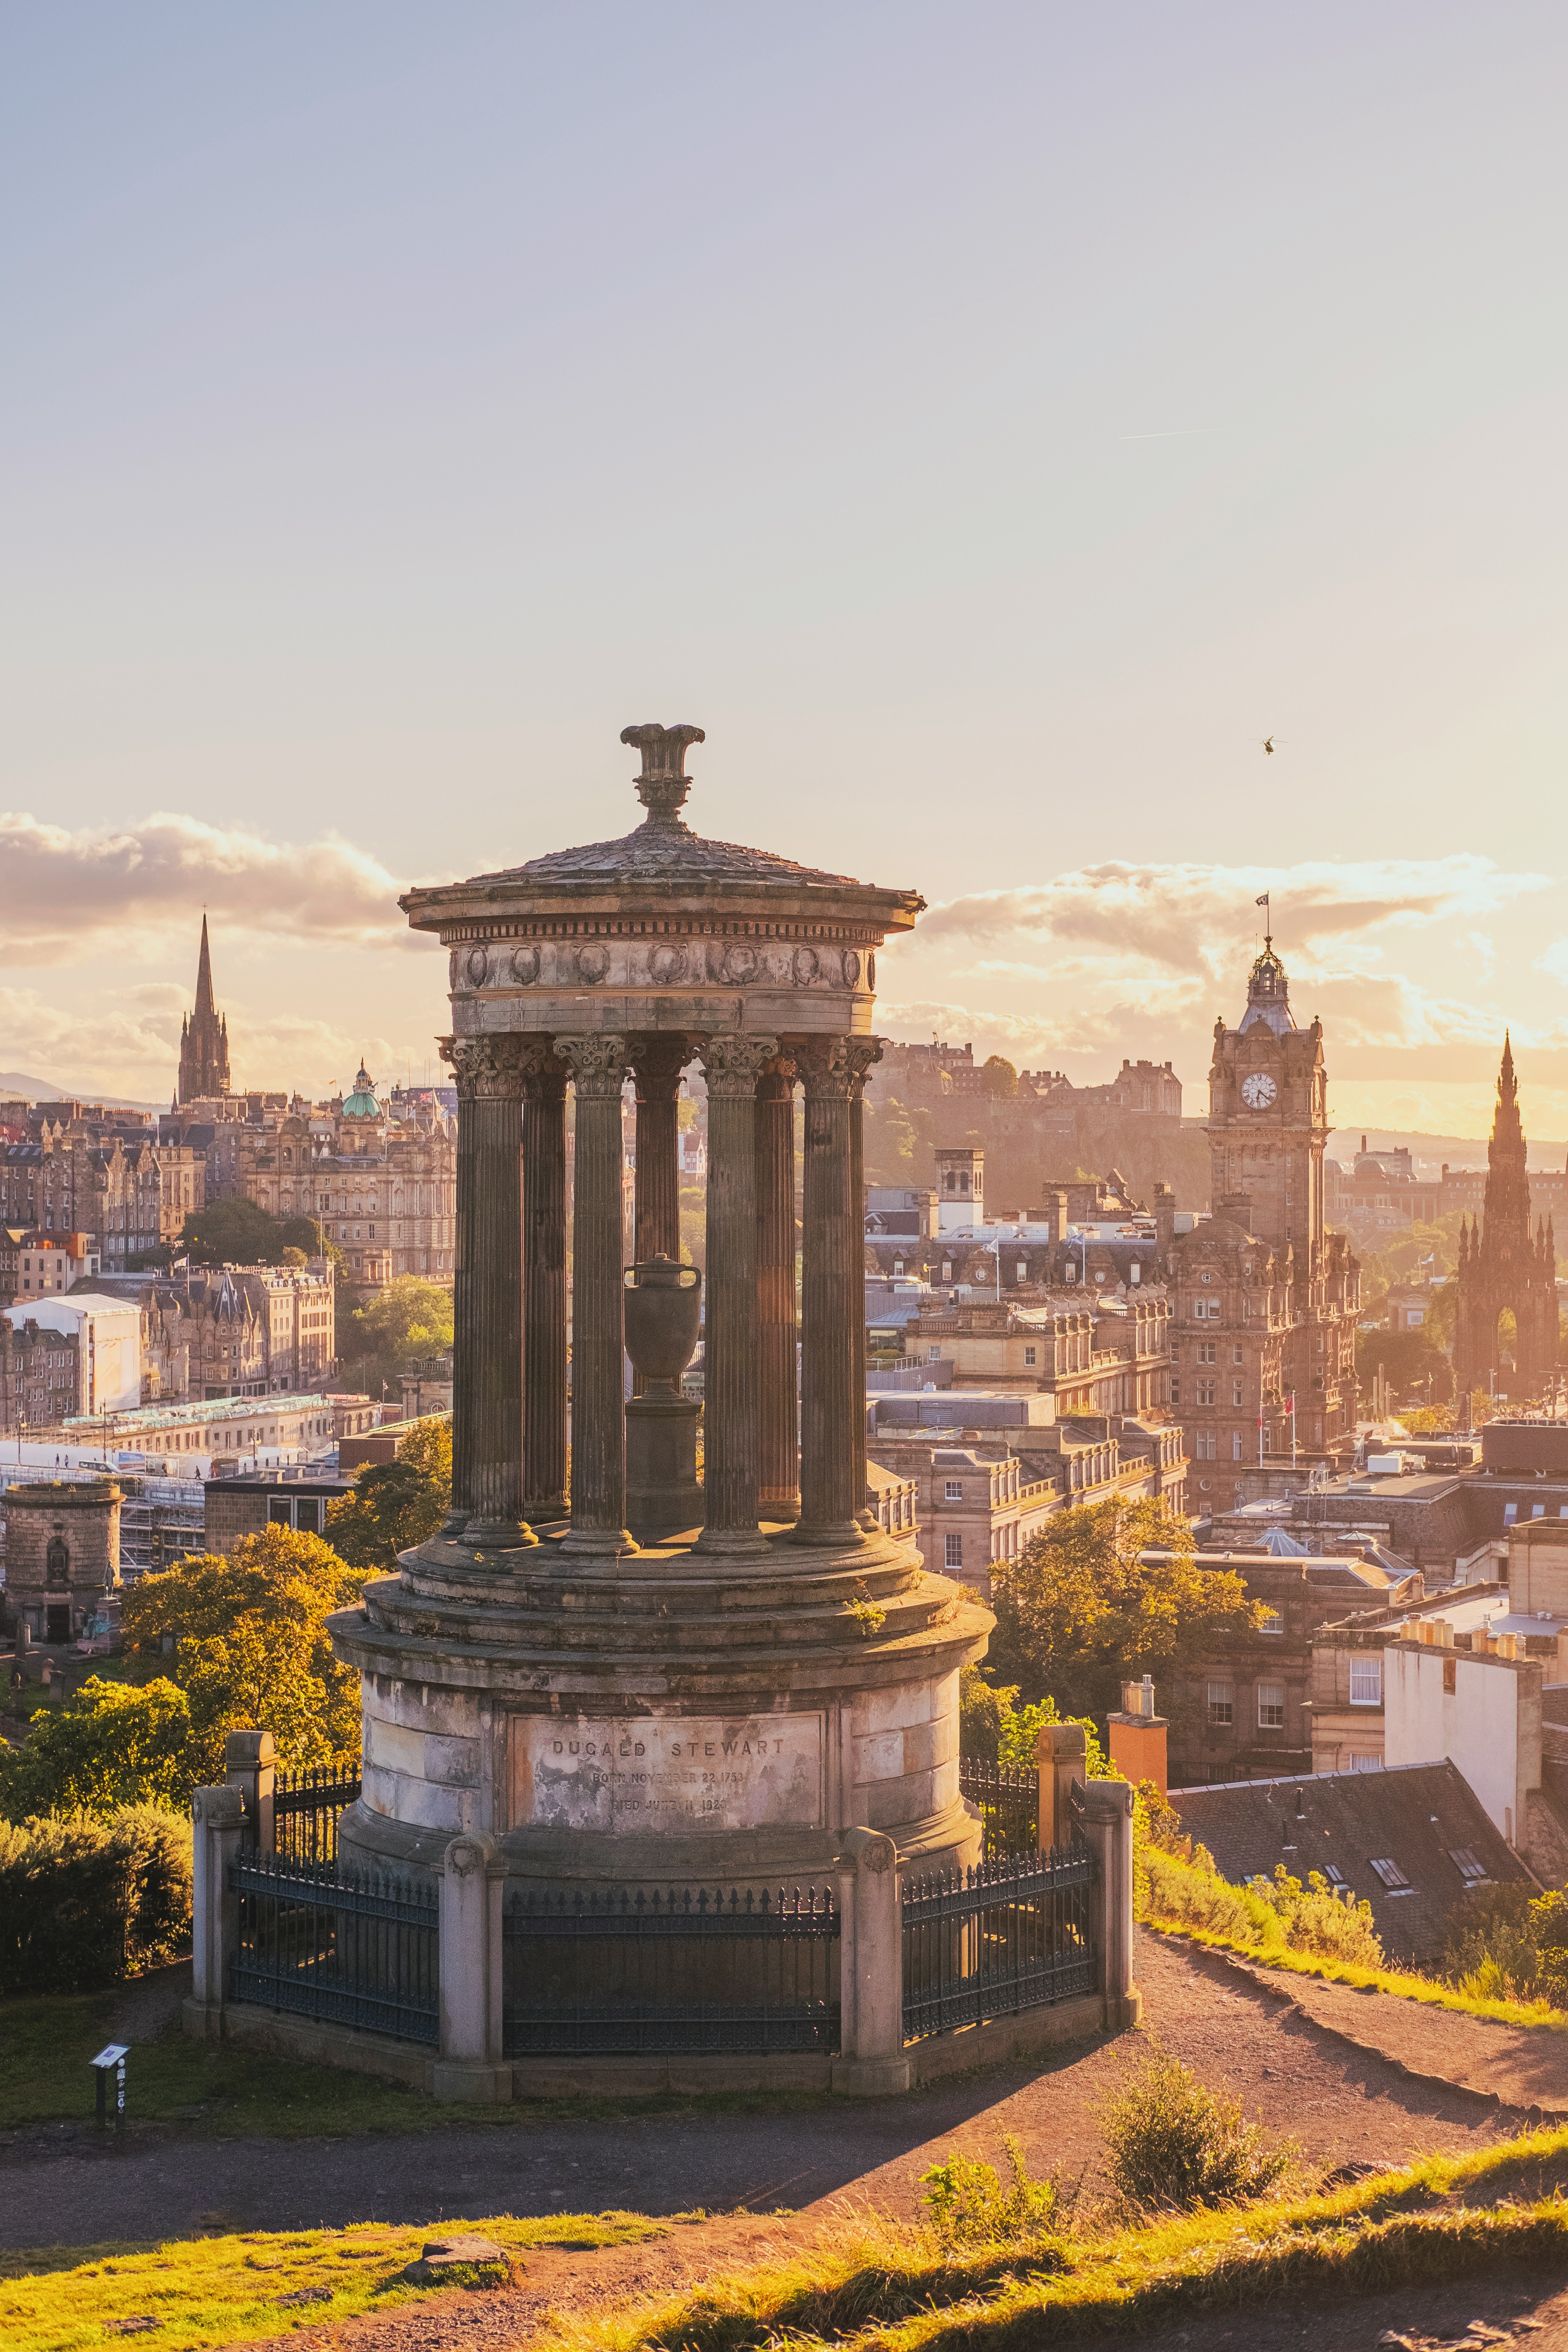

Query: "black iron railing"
left=902, top=1841, right=1096, bottom=2042
left=273, top=1765, right=361, bottom=1864
left=958, top=1759, right=1038, bottom=1858
left=229, top=1853, right=438, bottom=2045
left=501, top=1884, right=840, bottom=2056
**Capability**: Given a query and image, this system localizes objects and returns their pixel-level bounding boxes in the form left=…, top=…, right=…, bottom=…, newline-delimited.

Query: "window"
left=1324, top=1863, right=1347, bottom=1886
left=944, top=1479, right=963, bottom=1501
left=1014, top=1261, right=1026, bottom=1283
left=1197, top=1379, right=1216, bottom=1405
left=1349, top=1750, right=1383, bottom=1772
left=1232, top=1433, right=1244, bottom=1460
left=1257, top=1682, right=1285, bottom=1729
left=1259, top=1607, right=1283, bottom=1635
left=1443, top=1656, right=1457, bottom=1694
left=1207, top=1681, right=1234, bottom=1727
left=1449, top=1847, right=1488, bottom=1882
left=1503, top=1503, right=1518, bottom=1525
left=1231, top=1380, right=1243, bottom=1407
left=1197, top=1341, right=1216, bottom=1364
left=1169, top=1379, right=1181, bottom=1405
left=1349, top=1658, right=1382, bottom=1706
left=940, top=1261, right=953, bottom=1281
left=928, top=1346, right=942, bottom=1363
left=892, top=1260, right=904, bottom=1276
left=944, top=1533, right=963, bottom=1569
left=1201, top=1270, right=1212, bottom=1283
left=1024, top=1346, right=1036, bottom=1366
left=1368, top=1857, right=1410, bottom=1890
left=1234, top=1347, right=1243, bottom=1365
left=1196, top=1430, right=1216, bottom=1459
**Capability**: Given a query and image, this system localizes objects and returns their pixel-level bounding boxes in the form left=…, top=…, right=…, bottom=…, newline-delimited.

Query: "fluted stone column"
left=795, top=1038, right=862, bottom=1548
left=558, top=1035, right=637, bottom=1558
left=441, top=1036, right=537, bottom=1552
left=630, top=1035, right=687, bottom=1265
left=695, top=1035, right=777, bottom=1556
left=849, top=1039, right=882, bottom=1529
left=520, top=1042, right=569, bottom=1520
left=756, top=1057, right=800, bottom=1523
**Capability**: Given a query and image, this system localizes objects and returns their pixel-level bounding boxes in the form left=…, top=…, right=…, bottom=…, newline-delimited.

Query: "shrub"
left=0, top=1678, right=197, bottom=1824
left=1100, top=2040, right=1292, bottom=2210
left=921, top=2136, right=1067, bottom=2248
left=0, top=1806, right=193, bottom=1994
left=1437, top=1884, right=1544, bottom=2003
left=1140, top=1842, right=1382, bottom=1969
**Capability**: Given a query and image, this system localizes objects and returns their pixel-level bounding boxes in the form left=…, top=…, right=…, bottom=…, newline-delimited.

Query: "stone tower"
left=1454, top=1037, right=1558, bottom=1402
left=178, top=914, right=232, bottom=1103
left=4, top=1480, right=122, bottom=1642
left=1205, top=933, right=1328, bottom=1266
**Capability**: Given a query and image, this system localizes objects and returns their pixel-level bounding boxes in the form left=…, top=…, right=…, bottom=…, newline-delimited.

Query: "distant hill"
left=1328, top=1127, right=1568, bottom=1175
left=0, top=1071, right=166, bottom=1115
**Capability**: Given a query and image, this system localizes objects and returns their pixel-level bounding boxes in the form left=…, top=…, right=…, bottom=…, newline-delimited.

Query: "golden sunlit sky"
left=2, top=8, right=1564, bottom=1141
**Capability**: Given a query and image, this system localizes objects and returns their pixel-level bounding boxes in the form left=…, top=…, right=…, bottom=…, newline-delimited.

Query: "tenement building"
left=0, top=1130, right=201, bottom=1269
left=85, top=1262, right=336, bottom=1401
left=1166, top=932, right=1359, bottom=1515
left=1453, top=1037, right=1559, bottom=1402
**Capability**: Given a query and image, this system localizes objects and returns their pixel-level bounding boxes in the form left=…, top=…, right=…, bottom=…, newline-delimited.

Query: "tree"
left=1354, top=1327, right=1454, bottom=1407
left=181, top=1196, right=290, bottom=1266
left=327, top=1416, right=453, bottom=1573
left=338, top=1276, right=454, bottom=1396
left=982, top=1055, right=1018, bottom=1100
left=0, top=1678, right=198, bottom=1823
left=120, top=1526, right=368, bottom=1772
left=986, top=1499, right=1264, bottom=1725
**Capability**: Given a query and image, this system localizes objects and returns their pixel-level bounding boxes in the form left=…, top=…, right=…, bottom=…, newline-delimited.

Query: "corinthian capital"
left=794, top=1037, right=855, bottom=1101
left=439, top=1035, right=532, bottom=1100
left=699, top=1034, right=779, bottom=1099
left=844, top=1037, right=884, bottom=1095
left=557, top=1033, right=632, bottom=1098
left=515, top=1038, right=570, bottom=1101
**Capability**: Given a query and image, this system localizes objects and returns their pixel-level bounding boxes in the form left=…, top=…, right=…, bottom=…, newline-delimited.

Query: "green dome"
left=342, top=1063, right=383, bottom=1118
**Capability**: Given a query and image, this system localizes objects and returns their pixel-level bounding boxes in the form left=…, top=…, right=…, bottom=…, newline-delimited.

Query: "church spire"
left=177, top=913, right=232, bottom=1103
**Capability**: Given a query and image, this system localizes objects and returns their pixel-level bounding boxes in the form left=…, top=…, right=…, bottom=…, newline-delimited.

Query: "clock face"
left=1241, top=1072, right=1278, bottom=1109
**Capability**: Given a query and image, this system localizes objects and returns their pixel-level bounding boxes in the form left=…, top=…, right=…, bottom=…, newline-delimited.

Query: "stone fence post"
left=1076, top=1777, right=1141, bottom=2031
left=1035, top=1721, right=1087, bottom=1853
left=184, top=1784, right=245, bottom=2040
left=224, top=1728, right=276, bottom=1853
left=434, top=1832, right=509, bottom=2102
left=833, top=1826, right=910, bottom=2094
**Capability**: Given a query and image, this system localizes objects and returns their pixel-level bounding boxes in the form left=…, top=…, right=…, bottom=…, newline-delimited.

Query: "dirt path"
left=1157, top=1930, right=1568, bottom=2116
left=0, top=1942, right=1520, bottom=2258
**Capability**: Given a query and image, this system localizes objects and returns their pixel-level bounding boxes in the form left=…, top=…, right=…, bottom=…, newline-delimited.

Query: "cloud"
left=1537, top=940, right=1568, bottom=987
left=0, top=811, right=418, bottom=965
left=915, top=855, right=1550, bottom=976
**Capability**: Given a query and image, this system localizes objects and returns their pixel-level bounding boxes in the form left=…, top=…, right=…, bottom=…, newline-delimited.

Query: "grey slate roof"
left=470, top=809, right=862, bottom=889
left=1170, top=1761, right=1530, bottom=1963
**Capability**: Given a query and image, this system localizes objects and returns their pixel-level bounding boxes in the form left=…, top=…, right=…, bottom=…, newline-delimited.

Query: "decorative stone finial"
left=621, top=722, right=705, bottom=823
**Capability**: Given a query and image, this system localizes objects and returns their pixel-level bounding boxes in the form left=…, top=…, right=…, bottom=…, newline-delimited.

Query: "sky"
left=2, top=5, right=1566, bottom=1140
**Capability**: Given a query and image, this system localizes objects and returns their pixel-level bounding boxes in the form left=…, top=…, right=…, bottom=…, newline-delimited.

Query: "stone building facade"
left=1453, top=1037, right=1559, bottom=1402
left=86, top=1263, right=336, bottom=1401
left=0, top=1133, right=201, bottom=1269
left=0, top=1319, right=82, bottom=1436
left=904, top=1292, right=1171, bottom=1418
left=229, top=1069, right=455, bottom=1284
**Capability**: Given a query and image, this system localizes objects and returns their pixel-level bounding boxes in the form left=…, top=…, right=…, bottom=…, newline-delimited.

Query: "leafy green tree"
left=982, top=1055, right=1018, bottom=1100
left=1354, top=1326, right=1454, bottom=1407
left=181, top=1196, right=290, bottom=1266
left=121, top=1526, right=368, bottom=1771
left=327, top=1417, right=453, bottom=1573
left=338, top=1275, right=454, bottom=1394
left=0, top=1679, right=198, bottom=1823
left=986, top=1499, right=1263, bottom=1726
left=959, top=1664, right=1110, bottom=1775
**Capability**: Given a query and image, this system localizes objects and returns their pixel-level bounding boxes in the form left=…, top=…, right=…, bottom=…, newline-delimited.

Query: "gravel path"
left=0, top=1941, right=1519, bottom=2256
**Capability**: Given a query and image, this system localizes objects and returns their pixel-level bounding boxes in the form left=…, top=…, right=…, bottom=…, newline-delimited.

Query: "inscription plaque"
left=511, top=1713, right=825, bottom=1833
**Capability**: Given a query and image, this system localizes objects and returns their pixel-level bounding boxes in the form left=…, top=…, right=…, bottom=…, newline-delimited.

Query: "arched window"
left=45, top=1536, right=69, bottom=1589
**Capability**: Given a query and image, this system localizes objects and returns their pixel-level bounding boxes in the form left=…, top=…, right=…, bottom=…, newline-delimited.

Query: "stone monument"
left=4, top=1480, right=122, bottom=1643
left=330, top=724, right=991, bottom=1918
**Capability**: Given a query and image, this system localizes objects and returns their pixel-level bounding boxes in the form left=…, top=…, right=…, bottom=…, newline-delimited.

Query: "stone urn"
left=622, top=1257, right=702, bottom=1399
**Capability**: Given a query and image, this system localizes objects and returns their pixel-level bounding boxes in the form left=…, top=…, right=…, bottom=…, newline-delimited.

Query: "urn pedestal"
left=623, top=1257, right=704, bottom=1543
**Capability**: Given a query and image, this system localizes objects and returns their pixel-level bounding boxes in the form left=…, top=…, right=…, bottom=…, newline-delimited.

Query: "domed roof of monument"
left=468, top=724, right=862, bottom=890
left=342, top=1065, right=383, bottom=1118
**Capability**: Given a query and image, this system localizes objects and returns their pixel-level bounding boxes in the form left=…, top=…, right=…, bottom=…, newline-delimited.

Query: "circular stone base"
left=330, top=1520, right=992, bottom=1893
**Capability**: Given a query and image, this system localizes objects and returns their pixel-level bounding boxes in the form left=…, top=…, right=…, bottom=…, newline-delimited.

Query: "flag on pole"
left=1255, top=893, right=1269, bottom=907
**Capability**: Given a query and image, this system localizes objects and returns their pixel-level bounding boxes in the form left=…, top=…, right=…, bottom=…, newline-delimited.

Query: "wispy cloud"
left=0, top=811, right=419, bottom=965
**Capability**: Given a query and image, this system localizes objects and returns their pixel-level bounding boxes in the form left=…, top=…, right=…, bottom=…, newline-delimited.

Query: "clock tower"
left=1207, top=934, right=1328, bottom=1269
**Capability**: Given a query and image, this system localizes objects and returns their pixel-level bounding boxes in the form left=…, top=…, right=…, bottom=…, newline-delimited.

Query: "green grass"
left=535, top=2126, right=1568, bottom=2352
left=0, top=2211, right=662, bottom=2352
left=0, top=1986, right=838, bottom=2138
left=1144, top=1916, right=1567, bottom=2029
